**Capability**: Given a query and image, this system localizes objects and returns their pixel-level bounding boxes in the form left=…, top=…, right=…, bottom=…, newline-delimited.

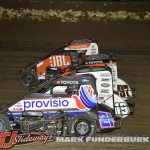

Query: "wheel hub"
left=76, top=121, right=89, bottom=136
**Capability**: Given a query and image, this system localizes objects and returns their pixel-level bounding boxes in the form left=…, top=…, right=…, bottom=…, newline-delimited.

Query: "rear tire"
left=0, top=114, right=10, bottom=132
left=20, top=71, right=37, bottom=87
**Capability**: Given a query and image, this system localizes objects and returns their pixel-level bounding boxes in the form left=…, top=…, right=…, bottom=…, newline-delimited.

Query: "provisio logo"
left=23, top=98, right=69, bottom=110
left=10, top=85, right=97, bottom=112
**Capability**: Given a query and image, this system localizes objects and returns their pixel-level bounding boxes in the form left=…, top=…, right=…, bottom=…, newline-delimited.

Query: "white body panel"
left=76, top=71, right=130, bottom=118
left=108, top=63, right=118, bottom=91
left=65, top=43, right=99, bottom=56
left=104, top=62, right=133, bottom=100
left=105, top=62, right=133, bottom=100
left=100, top=94, right=129, bottom=118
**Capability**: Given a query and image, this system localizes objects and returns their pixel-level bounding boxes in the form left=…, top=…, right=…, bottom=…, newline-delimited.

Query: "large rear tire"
left=20, top=71, right=37, bottom=87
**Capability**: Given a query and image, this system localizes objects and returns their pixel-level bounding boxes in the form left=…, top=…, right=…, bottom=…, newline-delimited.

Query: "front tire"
left=68, top=115, right=96, bottom=137
left=0, top=114, right=10, bottom=132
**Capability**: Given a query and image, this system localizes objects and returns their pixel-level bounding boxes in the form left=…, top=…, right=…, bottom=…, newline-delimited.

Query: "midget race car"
left=0, top=66, right=134, bottom=137
left=20, top=39, right=98, bottom=87
left=0, top=39, right=135, bottom=139
left=20, top=39, right=134, bottom=101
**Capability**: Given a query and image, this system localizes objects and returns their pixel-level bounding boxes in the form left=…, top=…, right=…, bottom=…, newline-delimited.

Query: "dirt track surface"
left=0, top=1, right=150, bottom=150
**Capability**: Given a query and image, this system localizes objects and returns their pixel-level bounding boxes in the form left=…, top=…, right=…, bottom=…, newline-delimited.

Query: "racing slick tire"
left=0, top=114, right=10, bottom=132
left=68, top=115, right=96, bottom=137
left=20, top=71, right=37, bottom=87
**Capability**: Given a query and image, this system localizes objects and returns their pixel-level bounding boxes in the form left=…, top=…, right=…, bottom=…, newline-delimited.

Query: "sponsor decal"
left=85, top=61, right=103, bottom=65
left=36, top=55, right=71, bottom=76
left=66, top=43, right=91, bottom=50
left=9, top=85, right=96, bottom=112
left=91, top=45, right=96, bottom=51
left=98, top=111, right=115, bottom=128
left=14, top=103, right=22, bottom=108
left=56, top=81, right=79, bottom=85
left=101, top=73, right=111, bottom=77
left=24, top=98, right=69, bottom=111
left=101, top=83, right=110, bottom=88
left=82, top=79, right=90, bottom=83
left=0, top=131, right=53, bottom=149
left=13, top=103, right=23, bottom=111
left=49, top=55, right=70, bottom=67
left=91, top=51, right=97, bottom=54
left=101, top=78, right=110, bottom=82
left=101, top=89, right=109, bottom=93
left=13, top=108, right=22, bottom=111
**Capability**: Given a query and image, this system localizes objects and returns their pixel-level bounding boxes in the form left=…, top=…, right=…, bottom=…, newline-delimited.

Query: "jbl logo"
left=49, top=56, right=71, bottom=67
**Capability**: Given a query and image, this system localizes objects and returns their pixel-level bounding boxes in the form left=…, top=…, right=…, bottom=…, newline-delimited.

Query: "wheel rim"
left=26, top=74, right=34, bottom=82
left=23, top=73, right=36, bottom=86
left=76, top=121, right=90, bottom=136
